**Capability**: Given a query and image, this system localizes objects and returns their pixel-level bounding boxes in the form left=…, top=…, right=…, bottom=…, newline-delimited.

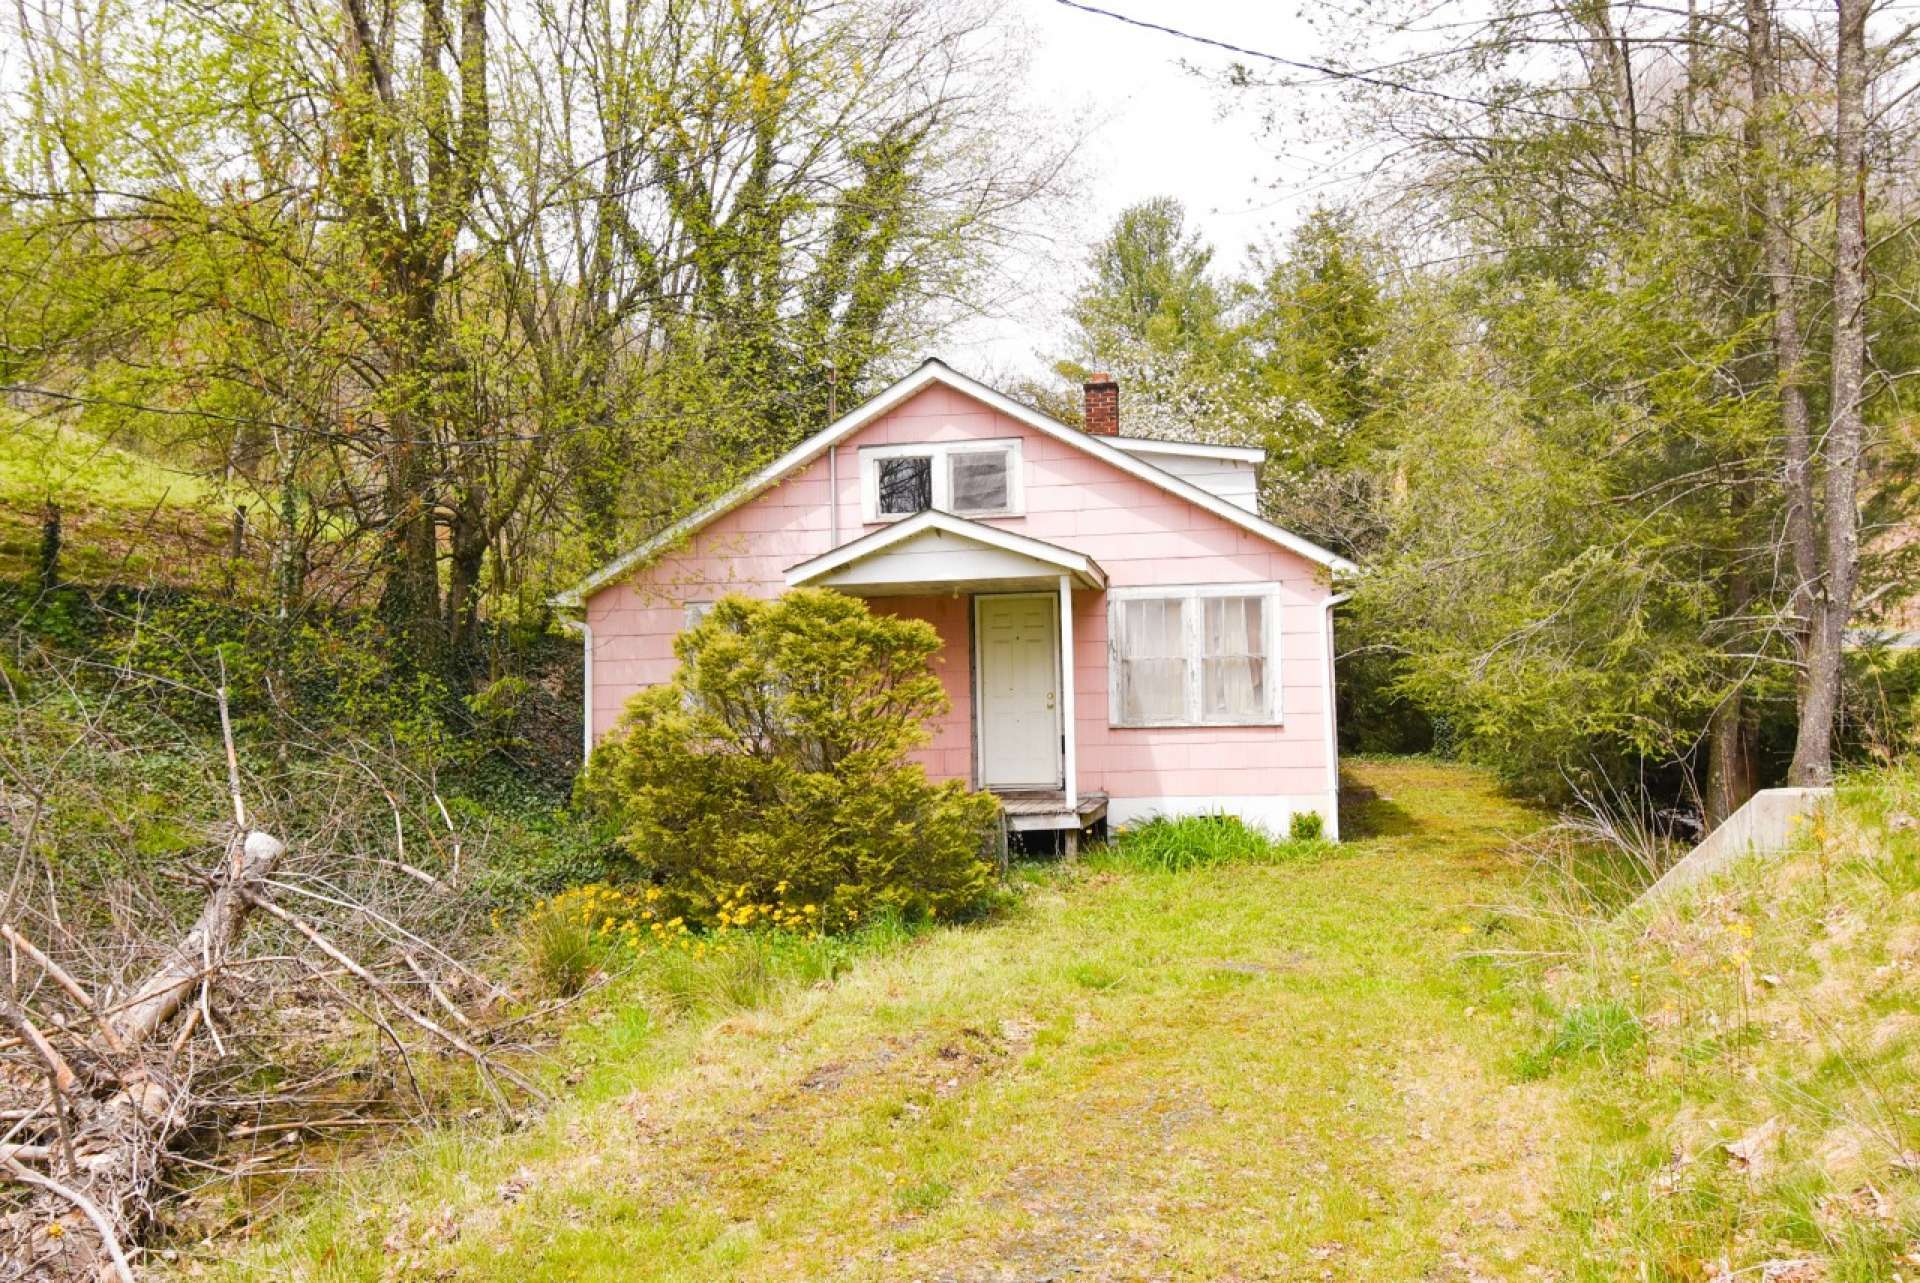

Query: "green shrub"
left=581, top=590, right=999, bottom=931
left=1289, top=810, right=1325, bottom=842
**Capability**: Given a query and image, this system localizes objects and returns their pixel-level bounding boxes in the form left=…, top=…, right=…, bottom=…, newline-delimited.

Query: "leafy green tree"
left=1248, top=211, right=1390, bottom=471
left=1243, top=208, right=1398, bottom=559
left=1071, top=197, right=1226, bottom=354
left=1364, top=233, right=1780, bottom=807
left=0, top=0, right=1073, bottom=680
left=1054, top=197, right=1266, bottom=442
left=1215, top=0, right=1920, bottom=815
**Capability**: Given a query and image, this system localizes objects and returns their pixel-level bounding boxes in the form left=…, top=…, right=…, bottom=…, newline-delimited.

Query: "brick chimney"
left=1083, top=373, right=1119, bottom=436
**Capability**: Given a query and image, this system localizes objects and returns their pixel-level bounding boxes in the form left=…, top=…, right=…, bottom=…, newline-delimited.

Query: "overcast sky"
left=948, top=0, right=1340, bottom=382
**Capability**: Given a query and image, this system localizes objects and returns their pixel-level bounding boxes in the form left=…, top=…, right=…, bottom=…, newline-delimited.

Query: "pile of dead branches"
left=0, top=655, right=554, bottom=1278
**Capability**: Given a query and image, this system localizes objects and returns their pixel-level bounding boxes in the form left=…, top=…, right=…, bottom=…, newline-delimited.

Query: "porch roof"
left=784, top=510, right=1107, bottom=597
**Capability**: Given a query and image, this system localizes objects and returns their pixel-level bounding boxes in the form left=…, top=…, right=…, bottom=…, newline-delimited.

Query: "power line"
left=1048, top=0, right=1672, bottom=135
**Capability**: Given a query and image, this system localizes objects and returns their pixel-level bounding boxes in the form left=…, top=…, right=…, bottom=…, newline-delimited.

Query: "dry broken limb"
left=0, top=828, right=284, bottom=1280
left=0, top=841, right=537, bottom=1276
left=0, top=666, right=551, bottom=1278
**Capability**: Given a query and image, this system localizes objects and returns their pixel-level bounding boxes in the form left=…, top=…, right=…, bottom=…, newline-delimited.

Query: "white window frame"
left=683, top=601, right=713, bottom=630
left=859, top=438, right=1023, bottom=523
left=1107, top=583, right=1284, bottom=728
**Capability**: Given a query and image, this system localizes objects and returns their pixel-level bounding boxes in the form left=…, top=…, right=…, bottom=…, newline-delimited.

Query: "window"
left=877, top=456, right=933, bottom=516
left=1109, top=586, right=1281, bottom=726
left=861, top=440, right=1021, bottom=521
left=949, top=449, right=1010, bottom=513
left=1113, top=597, right=1187, bottom=725
left=683, top=601, right=712, bottom=630
left=1201, top=595, right=1266, bottom=722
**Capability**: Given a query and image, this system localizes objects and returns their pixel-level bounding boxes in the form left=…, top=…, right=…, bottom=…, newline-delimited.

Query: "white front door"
left=976, top=594, right=1062, bottom=789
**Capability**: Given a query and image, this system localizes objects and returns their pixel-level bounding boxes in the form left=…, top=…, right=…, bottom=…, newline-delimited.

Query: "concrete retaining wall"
left=1636, top=787, right=1834, bottom=907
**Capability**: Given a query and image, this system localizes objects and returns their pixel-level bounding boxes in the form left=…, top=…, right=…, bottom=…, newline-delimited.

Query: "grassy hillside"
left=1500, top=765, right=1920, bottom=1280
left=183, top=759, right=1585, bottom=1281
left=0, top=415, right=226, bottom=586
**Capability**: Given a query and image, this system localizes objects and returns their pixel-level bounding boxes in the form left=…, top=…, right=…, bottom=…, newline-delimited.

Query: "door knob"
left=1046, top=691, right=1056, bottom=709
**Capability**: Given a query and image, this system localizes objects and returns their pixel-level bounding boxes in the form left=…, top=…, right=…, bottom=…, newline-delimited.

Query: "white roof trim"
left=552, top=358, right=1355, bottom=606
left=1108, top=437, right=1266, bottom=464
left=785, top=509, right=1107, bottom=590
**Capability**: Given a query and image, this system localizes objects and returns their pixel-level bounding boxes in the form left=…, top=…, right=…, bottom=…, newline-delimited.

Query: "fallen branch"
left=0, top=925, right=124, bottom=1055
left=112, top=831, right=285, bottom=1046
left=402, top=952, right=474, bottom=1031
left=243, top=894, right=545, bottom=1106
left=3, top=1004, right=77, bottom=1098
left=1, top=1155, right=136, bottom=1283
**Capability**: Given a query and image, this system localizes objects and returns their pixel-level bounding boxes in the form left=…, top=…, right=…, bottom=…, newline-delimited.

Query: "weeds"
left=522, top=904, right=605, bottom=997
left=1094, top=812, right=1329, bottom=873
left=515, top=879, right=926, bottom=1017
left=1515, top=1001, right=1644, bottom=1080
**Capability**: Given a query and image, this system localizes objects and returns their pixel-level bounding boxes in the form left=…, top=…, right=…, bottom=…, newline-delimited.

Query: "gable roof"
left=552, top=358, right=1357, bottom=607
left=785, top=509, right=1108, bottom=592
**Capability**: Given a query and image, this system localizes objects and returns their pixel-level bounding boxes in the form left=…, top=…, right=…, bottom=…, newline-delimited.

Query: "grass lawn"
left=195, top=759, right=1578, bottom=1281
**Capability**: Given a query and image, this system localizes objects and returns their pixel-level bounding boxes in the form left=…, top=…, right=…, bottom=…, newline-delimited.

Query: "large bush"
left=582, top=589, right=999, bottom=929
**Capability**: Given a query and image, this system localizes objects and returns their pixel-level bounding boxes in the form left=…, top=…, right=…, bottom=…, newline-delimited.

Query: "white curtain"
left=1117, top=597, right=1187, bottom=724
left=1201, top=596, right=1265, bottom=721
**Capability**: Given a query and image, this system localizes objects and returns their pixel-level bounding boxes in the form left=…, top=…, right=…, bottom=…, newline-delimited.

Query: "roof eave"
left=784, top=509, right=1108, bottom=592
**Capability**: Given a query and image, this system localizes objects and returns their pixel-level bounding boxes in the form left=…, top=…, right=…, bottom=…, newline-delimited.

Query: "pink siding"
left=583, top=382, right=1337, bottom=809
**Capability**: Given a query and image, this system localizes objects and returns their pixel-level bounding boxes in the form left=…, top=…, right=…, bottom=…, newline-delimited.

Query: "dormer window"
left=861, top=439, right=1022, bottom=522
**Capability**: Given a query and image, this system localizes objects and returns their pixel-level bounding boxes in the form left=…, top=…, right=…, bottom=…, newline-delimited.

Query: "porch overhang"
left=784, top=510, right=1107, bottom=598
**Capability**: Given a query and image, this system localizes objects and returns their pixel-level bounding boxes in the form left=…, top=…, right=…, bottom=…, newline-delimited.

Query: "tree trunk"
left=1789, top=0, right=1871, bottom=785
left=274, top=450, right=307, bottom=621
left=1745, top=0, right=1820, bottom=667
left=1707, top=480, right=1759, bottom=831
left=377, top=433, right=446, bottom=674
left=35, top=501, right=60, bottom=594
left=446, top=498, right=488, bottom=670
left=1704, top=689, right=1757, bottom=830
left=376, top=300, right=450, bottom=673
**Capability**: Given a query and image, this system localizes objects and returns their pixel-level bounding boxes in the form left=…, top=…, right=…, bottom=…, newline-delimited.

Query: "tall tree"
left=0, top=0, right=1073, bottom=675
left=1053, top=196, right=1264, bottom=442
left=1218, top=0, right=1920, bottom=811
left=1243, top=208, right=1396, bottom=559
left=1790, top=0, right=1873, bottom=784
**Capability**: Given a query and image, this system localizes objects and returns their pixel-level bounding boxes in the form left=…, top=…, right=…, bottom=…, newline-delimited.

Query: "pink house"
left=554, top=360, right=1357, bottom=844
